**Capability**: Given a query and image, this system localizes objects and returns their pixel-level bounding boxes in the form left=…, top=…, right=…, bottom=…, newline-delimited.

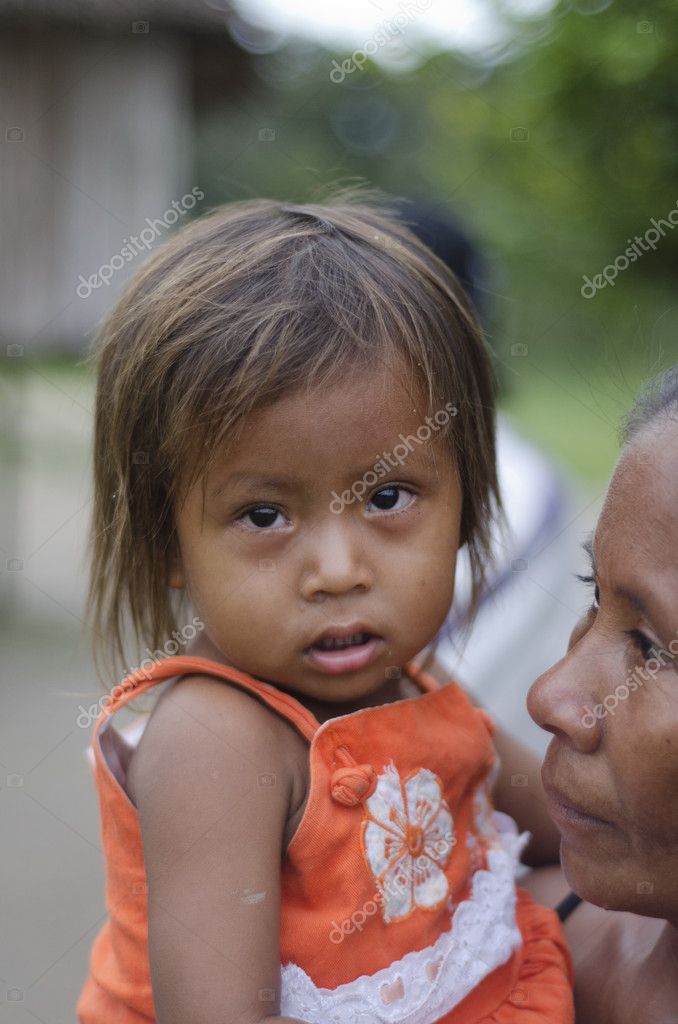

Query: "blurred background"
left=2, top=0, right=678, bottom=1018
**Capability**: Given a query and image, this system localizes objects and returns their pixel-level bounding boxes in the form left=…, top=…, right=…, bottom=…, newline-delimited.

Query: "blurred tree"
left=195, top=0, right=678, bottom=375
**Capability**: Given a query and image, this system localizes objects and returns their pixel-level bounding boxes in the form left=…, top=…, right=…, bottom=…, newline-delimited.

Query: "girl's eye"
left=237, top=505, right=286, bottom=530
left=367, top=485, right=414, bottom=514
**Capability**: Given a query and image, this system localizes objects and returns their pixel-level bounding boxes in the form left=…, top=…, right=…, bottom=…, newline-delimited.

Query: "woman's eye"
left=237, top=505, right=285, bottom=530
left=576, top=573, right=600, bottom=609
left=367, top=485, right=414, bottom=514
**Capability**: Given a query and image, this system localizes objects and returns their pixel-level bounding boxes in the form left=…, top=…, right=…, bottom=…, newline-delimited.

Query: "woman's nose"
left=299, top=517, right=373, bottom=601
left=527, top=632, right=604, bottom=754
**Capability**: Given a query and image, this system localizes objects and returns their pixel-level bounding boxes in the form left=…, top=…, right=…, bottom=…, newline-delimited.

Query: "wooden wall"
left=1, top=25, right=194, bottom=353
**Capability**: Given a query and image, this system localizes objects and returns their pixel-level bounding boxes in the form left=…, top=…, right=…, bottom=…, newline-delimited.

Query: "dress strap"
left=91, top=654, right=441, bottom=746
left=91, top=655, right=322, bottom=743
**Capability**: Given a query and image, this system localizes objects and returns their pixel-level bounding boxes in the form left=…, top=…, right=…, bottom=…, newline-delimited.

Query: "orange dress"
left=76, top=655, right=574, bottom=1023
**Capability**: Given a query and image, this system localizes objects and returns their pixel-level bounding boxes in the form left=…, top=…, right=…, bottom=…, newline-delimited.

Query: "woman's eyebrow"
left=582, top=534, right=665, bottom=626
left=616, top=587, right=651, bottom=617
left=579, top=533, right=674, bottom=643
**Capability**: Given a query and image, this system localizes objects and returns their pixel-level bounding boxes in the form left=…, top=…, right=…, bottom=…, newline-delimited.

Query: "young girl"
left=76, top=191, right=575, bottom=1024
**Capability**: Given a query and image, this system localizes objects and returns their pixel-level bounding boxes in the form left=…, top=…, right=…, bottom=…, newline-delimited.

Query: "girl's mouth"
left=314, top=631, right=371, bottom=651
left=304, top=632, right=384, bottom=674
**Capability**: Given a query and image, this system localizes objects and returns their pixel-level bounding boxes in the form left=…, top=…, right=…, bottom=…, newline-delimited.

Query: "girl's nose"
left=299, top=517, right=373, bottom=601
left=527, top=631, right=604, bottom=754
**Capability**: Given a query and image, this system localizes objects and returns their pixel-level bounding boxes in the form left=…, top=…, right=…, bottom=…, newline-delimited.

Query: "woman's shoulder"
left=125, top=671, right=308, bottom=814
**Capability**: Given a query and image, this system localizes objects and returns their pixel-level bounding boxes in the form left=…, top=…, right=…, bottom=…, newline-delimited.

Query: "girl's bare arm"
left=127, top=673, right=310, bottom=1024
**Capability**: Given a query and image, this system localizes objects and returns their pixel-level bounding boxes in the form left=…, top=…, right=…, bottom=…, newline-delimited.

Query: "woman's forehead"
left=595, top=423, right=678, bottom=572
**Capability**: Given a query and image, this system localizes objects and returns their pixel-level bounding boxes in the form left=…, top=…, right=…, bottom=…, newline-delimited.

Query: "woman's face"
left=528, top=421, right=678, bottom=922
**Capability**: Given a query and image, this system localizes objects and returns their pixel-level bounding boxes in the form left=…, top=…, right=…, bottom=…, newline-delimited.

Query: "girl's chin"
left=280, top=671, right=397, bottom=710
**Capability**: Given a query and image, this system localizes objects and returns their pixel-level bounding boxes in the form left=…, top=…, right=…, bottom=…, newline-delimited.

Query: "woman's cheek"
left=613, top=704, right=678, bottom=840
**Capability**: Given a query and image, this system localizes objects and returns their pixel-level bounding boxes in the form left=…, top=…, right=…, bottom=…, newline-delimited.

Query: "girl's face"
left=528, top=422, right=678, bottom=922
left=168, top=359, right=463, bottom=707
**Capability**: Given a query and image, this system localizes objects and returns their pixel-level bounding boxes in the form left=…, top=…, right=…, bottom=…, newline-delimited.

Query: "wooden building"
left=0, top=0, right=252, bottom=353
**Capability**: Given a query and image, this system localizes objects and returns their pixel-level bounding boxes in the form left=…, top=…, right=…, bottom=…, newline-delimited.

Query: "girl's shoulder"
left=120, top=672, right=311, bottom=1020
left=125, top=671, right=309, bottom=829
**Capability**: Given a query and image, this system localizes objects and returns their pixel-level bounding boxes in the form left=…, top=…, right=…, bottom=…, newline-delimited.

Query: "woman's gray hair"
left=622, top=364, right=678, bottom=445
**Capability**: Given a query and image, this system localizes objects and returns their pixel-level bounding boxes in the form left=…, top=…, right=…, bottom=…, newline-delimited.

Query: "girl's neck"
left=286, top=672, right=420, bottom=726
left=180, top=632, right=417, bottom=725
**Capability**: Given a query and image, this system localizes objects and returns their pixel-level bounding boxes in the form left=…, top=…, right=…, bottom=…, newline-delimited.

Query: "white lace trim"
left=280, top=828, right=529, bottom=1024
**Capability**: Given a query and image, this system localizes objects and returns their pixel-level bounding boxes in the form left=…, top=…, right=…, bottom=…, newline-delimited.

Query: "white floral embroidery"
left=361, top=762, right=454, bottom=923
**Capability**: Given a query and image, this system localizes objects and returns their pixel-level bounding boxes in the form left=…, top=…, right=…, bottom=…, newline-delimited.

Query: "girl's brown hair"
left=85, top=186, right=501, bottom=688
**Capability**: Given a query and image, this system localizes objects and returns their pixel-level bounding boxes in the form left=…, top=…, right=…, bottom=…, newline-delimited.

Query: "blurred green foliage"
left=194, top=0, right=678, bottom=480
